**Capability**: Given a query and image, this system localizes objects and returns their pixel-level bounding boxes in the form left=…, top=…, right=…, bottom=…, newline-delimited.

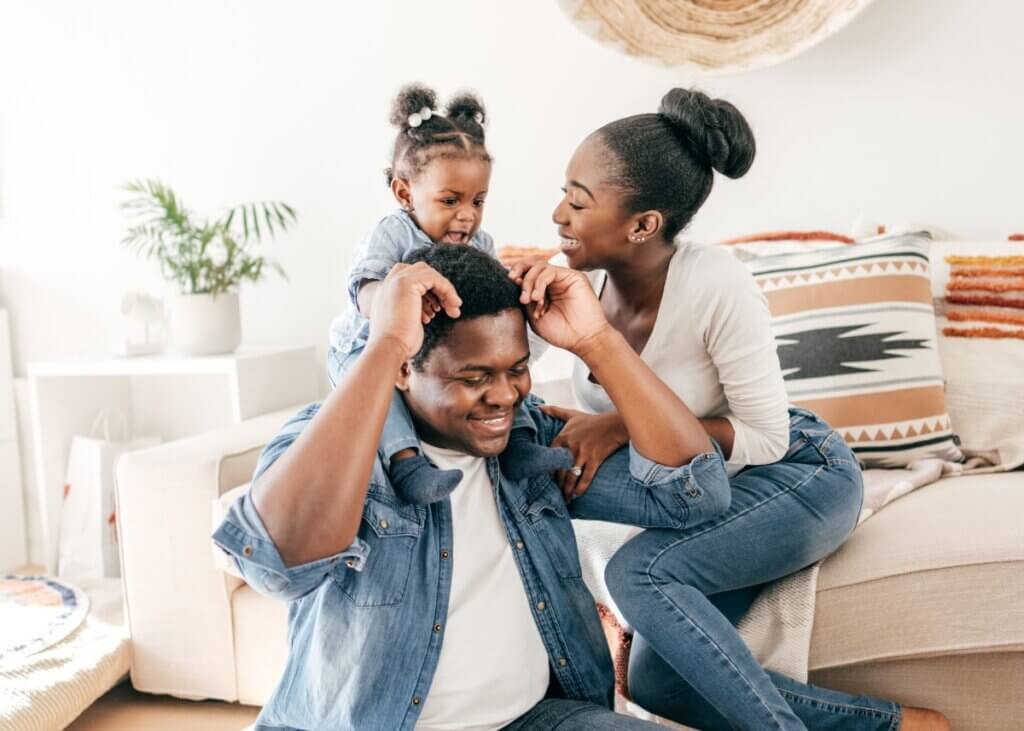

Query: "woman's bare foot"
left=899, top=706, right=951, bottom=730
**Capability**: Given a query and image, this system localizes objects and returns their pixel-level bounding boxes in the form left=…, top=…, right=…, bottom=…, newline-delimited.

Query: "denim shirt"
left=328, top=209, right=497, bottom=357
left=212, top=396, right=730, bottom=731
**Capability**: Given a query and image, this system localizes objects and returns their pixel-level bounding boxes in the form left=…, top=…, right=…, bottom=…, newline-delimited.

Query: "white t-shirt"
left=415, top=442, right=550, bottom=731
left=573, top=242, right=791, bottom=475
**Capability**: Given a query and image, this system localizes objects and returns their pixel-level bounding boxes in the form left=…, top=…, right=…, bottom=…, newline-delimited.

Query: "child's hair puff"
left=385, top=83, right=491, bottom=185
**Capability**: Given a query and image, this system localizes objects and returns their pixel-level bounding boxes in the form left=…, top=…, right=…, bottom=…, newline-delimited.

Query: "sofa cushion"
left=811, top=472, right=1024, bottom=670
left=231, top=583, right=288, bottom=707
left=744, top=233, right=963, bottom=467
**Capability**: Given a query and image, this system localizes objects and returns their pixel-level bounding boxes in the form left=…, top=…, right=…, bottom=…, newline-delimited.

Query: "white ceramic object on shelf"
left=171, top=293, right=241, bottom=355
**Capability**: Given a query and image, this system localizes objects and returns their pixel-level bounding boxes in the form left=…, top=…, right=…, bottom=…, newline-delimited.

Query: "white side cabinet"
left=28, top=346, right=319, bottom=572
left=0, top=310, right=27, bottom=571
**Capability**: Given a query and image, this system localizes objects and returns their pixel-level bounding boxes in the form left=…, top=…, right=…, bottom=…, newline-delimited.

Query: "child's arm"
left=346, top=217, right=412, bottom=312
left=355, top=279, right=382, bottom=316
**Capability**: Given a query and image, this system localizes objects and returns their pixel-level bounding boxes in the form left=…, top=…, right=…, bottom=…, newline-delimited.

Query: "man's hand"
left=511, top=262, right=610, bottom=353
left=542, top=405, right=629, bottom=502
left=367, top=262, right=462, bottom=358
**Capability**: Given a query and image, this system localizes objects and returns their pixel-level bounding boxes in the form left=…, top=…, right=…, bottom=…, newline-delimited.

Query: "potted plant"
left=121, top=179, right=296, bottom=355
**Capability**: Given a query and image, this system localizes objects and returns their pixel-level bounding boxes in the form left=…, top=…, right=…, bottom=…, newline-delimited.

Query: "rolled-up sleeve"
left=523, top=401, right=732, bottom=530
left=568, top=440, right=731, bottom=529
left=213, top=491, right=368, bottom=602
left=211, top=402, right=369, bottom=602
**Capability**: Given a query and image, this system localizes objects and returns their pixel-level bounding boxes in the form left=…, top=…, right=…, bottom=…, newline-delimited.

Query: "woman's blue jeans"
left=605, top=408, right=901, bottom=731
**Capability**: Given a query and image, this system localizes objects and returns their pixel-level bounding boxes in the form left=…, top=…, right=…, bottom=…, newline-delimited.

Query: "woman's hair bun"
left=658, top=88, right=755, bottom=179
left=390, top=83, right=439, bottom=128
left=446, top=91, right=486, bottom=127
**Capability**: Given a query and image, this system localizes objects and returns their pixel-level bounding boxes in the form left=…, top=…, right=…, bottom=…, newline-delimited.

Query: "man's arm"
left=251, top=336, right=407, bottom=567
left=251, top=263, right=462, bottom=567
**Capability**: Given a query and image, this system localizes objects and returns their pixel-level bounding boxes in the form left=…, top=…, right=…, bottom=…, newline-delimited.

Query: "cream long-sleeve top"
left=572, top=242, right=791, bottom=476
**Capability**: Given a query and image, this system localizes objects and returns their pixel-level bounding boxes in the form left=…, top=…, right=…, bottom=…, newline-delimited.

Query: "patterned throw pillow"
left=926, top=241, right=1024, bottom=466
left=745, top=233, right=963, bottom=467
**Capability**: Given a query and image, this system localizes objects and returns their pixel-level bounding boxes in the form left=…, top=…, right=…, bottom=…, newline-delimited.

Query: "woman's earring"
left=629, top=234, right=645, bottom=243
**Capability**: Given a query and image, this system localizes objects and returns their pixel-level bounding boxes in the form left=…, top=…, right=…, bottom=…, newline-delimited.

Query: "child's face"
left=394, top=156, right=491, bottom=245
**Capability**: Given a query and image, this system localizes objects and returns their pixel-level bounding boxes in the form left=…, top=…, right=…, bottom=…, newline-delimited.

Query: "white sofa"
left=116, top=391, right=1024, bottom=730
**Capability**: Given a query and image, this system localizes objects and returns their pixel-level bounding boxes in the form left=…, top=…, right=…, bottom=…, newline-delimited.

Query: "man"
left=213, top=245, right=728, bottom=730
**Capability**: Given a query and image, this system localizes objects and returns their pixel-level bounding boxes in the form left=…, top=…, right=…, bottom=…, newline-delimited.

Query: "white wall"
left=1, top=0, right=1022, bottom=376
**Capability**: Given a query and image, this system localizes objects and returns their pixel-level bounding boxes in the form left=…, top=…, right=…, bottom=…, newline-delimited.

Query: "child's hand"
left=421, top=291, right=443, bottom=325
left=368, top=262, right=461, bottom=358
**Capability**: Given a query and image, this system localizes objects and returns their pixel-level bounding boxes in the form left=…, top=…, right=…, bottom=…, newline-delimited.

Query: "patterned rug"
left=0, top=575, right=90, bottom=661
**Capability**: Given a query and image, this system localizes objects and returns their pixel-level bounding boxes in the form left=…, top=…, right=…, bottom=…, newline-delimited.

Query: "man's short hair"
left=405, top=245, right=524, bottom=370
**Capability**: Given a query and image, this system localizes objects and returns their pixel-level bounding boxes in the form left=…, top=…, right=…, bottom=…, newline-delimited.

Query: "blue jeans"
left=605, top=408, right=901, bottom=731
left=327, top=345, right=536, bottom=461
left=503, top=698, right=662, bottom=730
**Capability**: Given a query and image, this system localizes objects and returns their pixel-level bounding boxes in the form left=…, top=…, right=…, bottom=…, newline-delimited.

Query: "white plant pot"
left=171, top=293, right=241, bottom=355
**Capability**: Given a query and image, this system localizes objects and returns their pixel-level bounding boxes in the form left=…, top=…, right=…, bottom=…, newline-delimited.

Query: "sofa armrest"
left=116, top=406, right=304, bottom=701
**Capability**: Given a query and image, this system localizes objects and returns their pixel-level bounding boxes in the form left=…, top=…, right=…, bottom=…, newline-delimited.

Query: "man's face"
left=399, top=309, right=531, bottom=458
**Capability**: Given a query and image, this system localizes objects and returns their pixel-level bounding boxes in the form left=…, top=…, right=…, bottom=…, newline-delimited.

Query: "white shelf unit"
left=28, top=346, right=319, bottom=573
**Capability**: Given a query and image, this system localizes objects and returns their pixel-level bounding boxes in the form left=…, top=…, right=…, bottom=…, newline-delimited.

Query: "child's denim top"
left=329, top=209, right=496, bottom=358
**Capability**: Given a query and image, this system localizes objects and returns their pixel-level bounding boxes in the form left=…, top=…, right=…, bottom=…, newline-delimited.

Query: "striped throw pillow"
left=926, top=241, right=1024, bottom=466
left=746, top=233, right=963, bottom=468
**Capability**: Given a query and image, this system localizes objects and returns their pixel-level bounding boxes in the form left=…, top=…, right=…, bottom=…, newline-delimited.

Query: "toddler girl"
left=327, top=83, right=570, bottom=504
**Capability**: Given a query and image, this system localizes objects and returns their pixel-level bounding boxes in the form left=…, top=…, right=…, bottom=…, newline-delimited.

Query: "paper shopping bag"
left=57, top=413, right=159, bottom=579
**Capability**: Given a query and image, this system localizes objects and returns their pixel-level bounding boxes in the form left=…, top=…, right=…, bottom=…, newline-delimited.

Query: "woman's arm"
left=697, top=251, right=790, bottom=465
left=520, top=263, right=711, bottom=468
left=701, top=417, right=736, bottom=460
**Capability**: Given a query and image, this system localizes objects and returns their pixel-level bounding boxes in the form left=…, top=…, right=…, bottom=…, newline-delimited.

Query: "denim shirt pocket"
left=521, top=476, right=583, bottom=580
left=332, top=489, right=422, bottom=607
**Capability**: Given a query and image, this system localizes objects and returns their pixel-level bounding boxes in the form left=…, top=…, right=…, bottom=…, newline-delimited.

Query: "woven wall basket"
left=558, top=0, right=876, bottom=75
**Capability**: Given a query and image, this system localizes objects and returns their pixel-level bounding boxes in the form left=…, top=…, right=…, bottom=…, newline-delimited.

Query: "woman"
left=513, top=89, right=949, bottom=730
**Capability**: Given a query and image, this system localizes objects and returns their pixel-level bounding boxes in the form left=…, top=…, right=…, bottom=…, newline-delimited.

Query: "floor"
left=68, top=682, right=260, bottom=730
left=10, top=566, right=260, bottom=730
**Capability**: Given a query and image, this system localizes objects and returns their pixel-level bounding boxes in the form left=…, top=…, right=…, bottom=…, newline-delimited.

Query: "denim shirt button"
left=536, top=601, right=546, bottom=611
left=412, top=697, right=422, bottom=706
left=558, top=657, right=567, bottom=667
left=440, top=549, right=450, bottom=560
left=242, top=545, right=254, bottom=557
left=379, top=519, right=389, bottom=530
left=515, top=540, right=525, bottom=550
left=433, top=623, right=442, bottom=633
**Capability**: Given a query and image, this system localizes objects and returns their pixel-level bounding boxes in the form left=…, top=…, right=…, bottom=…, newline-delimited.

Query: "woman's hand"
left=542, top=405, right=629, bottom=502
left=509, top=261, right=610, bottom=352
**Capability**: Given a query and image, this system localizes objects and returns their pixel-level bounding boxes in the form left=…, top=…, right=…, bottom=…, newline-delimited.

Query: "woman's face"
left=552, top=135, right=636, bottom=272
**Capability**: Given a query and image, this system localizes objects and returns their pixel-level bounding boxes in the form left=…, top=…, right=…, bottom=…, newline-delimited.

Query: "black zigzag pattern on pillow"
left=777, top=324, right=931, bottom=380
